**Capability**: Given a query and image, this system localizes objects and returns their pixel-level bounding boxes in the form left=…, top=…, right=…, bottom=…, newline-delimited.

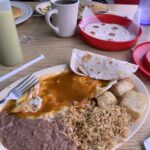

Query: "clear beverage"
left=140, top=0, right=150, bottom=25
left=0, top=1, right=23, bottom=66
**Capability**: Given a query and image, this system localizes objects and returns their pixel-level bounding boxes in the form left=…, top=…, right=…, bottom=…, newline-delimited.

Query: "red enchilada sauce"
left=2, top=70, right=106, bottom=117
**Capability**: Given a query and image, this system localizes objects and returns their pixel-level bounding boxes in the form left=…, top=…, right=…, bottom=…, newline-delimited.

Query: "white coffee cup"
left=45, top=0, right=79, bottom=37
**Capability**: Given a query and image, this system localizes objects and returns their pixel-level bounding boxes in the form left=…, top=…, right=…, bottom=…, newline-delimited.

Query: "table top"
left=0, top=2, right=150, bottom=150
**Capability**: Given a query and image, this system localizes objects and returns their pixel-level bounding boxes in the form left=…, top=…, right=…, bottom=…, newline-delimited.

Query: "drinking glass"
left=0, top=0, right=23, bottom=66
left=139, top=0, right=150, bottom=25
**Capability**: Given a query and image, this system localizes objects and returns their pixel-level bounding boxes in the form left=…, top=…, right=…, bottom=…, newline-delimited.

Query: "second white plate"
left=11, top=2, right=33, bottom=25
left=36, top=2, right=51, bottom=16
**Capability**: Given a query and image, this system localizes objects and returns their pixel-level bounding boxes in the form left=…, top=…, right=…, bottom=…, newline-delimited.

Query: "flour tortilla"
left=70, top=49, right=138, bottom=80
left=85, top=23, right=135, bottom=42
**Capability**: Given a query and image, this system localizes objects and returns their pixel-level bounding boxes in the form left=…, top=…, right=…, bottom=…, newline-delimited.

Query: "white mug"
left=45, top=0, right=79, bottom=37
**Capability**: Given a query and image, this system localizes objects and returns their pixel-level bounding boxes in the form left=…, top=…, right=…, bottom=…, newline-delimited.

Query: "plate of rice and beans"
left=0, top=50, right=149, bottom=150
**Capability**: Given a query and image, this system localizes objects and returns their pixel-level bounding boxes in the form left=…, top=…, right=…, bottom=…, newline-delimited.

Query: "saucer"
left=132, top=42, right=150, bottom=78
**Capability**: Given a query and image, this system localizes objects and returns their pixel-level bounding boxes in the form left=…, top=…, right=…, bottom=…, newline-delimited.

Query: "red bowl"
left=114, top=0, right=139, bottom=4
left=132, top=42, right=150, bottom=78
left=143, top=50, right=150, bottom=71
left=79, top=14, right=142, bottom=51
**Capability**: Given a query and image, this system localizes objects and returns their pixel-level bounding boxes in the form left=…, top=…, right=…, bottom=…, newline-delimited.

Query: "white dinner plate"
left=11, top=2, right=33, bottom=25
left=0, top=64, right=149, bottom=150
left=35, top=1, right=51, bottom=16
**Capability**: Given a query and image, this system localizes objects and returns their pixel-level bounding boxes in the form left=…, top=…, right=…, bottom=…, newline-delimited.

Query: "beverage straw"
left=0, top=54, right=45, bottom=82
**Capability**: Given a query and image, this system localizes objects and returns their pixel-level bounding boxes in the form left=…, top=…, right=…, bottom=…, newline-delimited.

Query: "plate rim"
left=0, top=64, right=149, bottom=150
left=11, top=1, right=33, bottom=25
left=114, top=73, right=150, bottom=149
left=35, top=1, right=51, bottom=16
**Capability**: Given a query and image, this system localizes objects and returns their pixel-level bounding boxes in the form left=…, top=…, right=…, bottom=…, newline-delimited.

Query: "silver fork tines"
left=0, top=74, right=39, bottom=104
left=15, top=74, right=38, bottom=95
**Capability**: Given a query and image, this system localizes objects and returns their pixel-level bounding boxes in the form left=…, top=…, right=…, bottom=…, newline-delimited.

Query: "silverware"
left=0, top=74, right=38, bottom=104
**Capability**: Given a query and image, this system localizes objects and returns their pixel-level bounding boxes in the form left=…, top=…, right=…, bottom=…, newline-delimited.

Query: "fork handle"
left=0, top=99, right=5, bottom=104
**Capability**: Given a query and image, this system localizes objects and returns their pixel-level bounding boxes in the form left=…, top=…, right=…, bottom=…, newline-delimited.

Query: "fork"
left=0, top=74, right=38, bottom=104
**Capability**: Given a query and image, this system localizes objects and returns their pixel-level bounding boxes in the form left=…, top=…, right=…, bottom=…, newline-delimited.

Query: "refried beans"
left=0, top=112, right=77, bottom=150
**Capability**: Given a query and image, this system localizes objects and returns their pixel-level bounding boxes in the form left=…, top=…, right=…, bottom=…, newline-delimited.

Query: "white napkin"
left=79, top=7, right=101, bottom=29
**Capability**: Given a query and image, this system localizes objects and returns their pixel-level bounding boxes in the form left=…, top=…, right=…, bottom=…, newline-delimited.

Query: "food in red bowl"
left=79, top=14, right=142, bottom=51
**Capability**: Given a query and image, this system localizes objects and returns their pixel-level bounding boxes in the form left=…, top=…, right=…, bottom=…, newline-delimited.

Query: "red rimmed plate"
left=132, top=42, right=150, bottom=78
left=79, top=14, right=142, bottom=51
